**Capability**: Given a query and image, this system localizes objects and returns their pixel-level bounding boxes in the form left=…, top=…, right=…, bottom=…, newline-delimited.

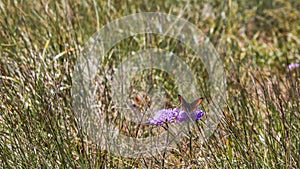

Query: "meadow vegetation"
left=0, top=0, right=299, bottom=168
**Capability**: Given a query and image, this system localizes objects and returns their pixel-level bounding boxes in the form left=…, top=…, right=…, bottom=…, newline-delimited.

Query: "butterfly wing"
left=178, top=95, right=203, bottom=113
left=178, top=95, right=189, bottom=112
left=190, top=97, right=203, bottom=112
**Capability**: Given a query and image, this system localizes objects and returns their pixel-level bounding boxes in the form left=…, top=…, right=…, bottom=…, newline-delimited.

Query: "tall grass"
left=1, top=0, right=299, bottom=168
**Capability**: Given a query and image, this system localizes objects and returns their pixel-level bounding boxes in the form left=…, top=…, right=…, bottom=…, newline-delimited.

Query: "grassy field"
left=0, top=0, right=299, bottom=168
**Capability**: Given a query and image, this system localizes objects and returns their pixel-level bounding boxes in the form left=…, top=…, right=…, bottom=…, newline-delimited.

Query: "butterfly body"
left=178, top=95, right=203, bottom=113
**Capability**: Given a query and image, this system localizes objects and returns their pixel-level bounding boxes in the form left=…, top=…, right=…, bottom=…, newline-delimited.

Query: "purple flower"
left=149, top=108, right=204, bottom=125
left=176, top=111, right=192, bottom=123
left=194, top=109, right=205, bottom=121
left=149, top=108, right=178, bottom=125
left=176, top=109, right=204, bottom=123
left=288, top=63, right=299, bottom=70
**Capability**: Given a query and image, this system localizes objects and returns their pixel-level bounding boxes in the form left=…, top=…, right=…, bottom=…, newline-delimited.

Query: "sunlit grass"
left=0, top=0, right=299, bottom=168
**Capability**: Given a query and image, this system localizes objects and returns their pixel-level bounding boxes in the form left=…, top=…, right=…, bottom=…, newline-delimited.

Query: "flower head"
left=149, top=108, right=204, bottom=125
left=288, top=63, right=299, bottom=70
left=149, top=108, right=178, bottom=125
left=176, top=109, right=204, bottom=123
left=194, top=109, right=205, bottom=120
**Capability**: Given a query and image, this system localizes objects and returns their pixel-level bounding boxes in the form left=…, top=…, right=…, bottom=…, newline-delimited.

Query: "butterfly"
left=178, top=94, right=203, bottom=113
